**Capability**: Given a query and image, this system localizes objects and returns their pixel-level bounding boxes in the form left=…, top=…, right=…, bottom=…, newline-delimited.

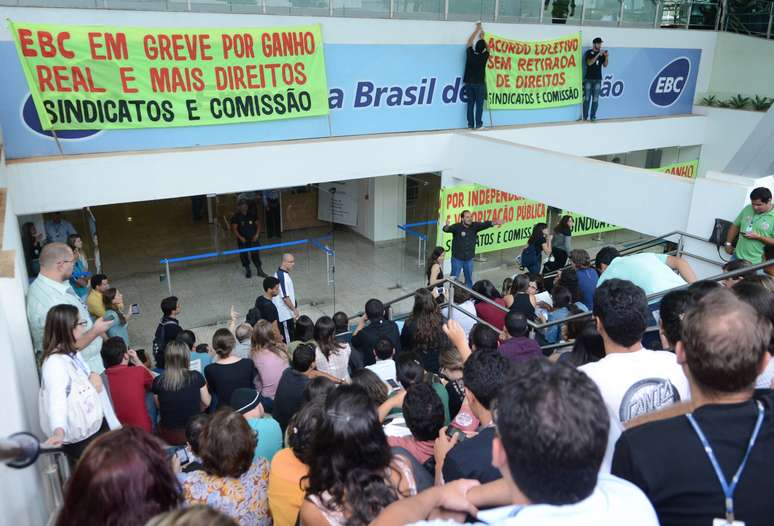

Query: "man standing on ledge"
left=464, top=22, right=489, bottom=130
left=443, top=211, right=502, bottom=288
left=231, top=198, right=268, bottom=279
left=725, top=187, right=774, bottom=264
left=583, top=37, right=608, bottom=122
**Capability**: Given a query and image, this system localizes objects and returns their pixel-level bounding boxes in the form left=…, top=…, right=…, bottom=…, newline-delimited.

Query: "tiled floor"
left=83, top=196, right=648, bottom=351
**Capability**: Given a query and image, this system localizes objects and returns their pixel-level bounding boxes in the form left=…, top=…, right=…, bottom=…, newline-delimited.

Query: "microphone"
left=1, top=432, right=41, bottom=469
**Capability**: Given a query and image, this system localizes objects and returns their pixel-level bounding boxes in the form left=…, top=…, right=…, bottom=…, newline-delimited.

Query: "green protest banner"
left=567, top=212, right=620, bottom=237
left=9, top=21, right=329, bottom=130
left=485, top=32, right=582, bottom=110
left=437, top=184, right=547, bottom=255
left=652, top=159, right=699, bottom=178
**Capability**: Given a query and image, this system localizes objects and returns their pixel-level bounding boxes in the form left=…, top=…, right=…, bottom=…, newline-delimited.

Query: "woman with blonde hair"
left=152, top=341, right=211, bottom=445
left=251, top=319, right=289, bottom=399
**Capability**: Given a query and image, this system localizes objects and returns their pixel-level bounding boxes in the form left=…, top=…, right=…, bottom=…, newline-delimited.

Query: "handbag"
left=709, top=218, right=734, bottom=262
left=39, top=355, right=104, bottom=443
left=709, top=218, right=732, bottom=246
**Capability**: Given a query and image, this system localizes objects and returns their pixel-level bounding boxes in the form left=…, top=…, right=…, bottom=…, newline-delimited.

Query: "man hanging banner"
left=9, top=21, right=329, bottom=130
left=653, top=159, right=698, bottom=178
left=437, top=184, right=547, bottom=255
left=485, top=32, right=582, bottom=110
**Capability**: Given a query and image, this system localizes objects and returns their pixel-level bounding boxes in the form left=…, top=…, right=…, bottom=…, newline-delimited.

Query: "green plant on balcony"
left=701, top=95, right=717, bottom=106
left=716, top=98, right=731, bottom=108
left=751, top=95, right=773, bottom=111
left=727, top=94, right=750, bottom=109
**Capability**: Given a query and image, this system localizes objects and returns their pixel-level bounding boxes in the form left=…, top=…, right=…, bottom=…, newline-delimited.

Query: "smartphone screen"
left=386, top=378, right=400, bottom=389
left=175, top=447, right=190, bottom=465
left=130, top=303, right=140, bottom=315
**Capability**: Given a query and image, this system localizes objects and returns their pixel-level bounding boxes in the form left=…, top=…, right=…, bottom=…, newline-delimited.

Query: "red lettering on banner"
left=18, top=29, right=37, bottom=57
left=260, top=31, right=316, bottom=58
left=516, top=203, right=546, bottom=221
left=149, top=67, right=205, bottom=92
left=35, top=65, right=54, bottom=91
left=222, top=33, right=255, bottom=59
left=35, top=65, right=105, bottom=93
left=119, top=67, right=138, bottom=93
left=88, top=32, right=128, bottom=60
left=294, top=63, right=307, bottom=85
left=31, top=31, right=74, bottom=58
left=488, top=55, right=512, bottom=70
left=143, top=34, right=214, bottom=61
left=665, top=166, right=694, bottom=178
left=446, top=192, right=465, bottom=209
left=487, top=37, right=531, bottom=55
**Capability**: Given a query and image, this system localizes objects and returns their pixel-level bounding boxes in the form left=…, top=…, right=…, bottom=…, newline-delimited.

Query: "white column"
left=0, top=189, right=49, bottom=526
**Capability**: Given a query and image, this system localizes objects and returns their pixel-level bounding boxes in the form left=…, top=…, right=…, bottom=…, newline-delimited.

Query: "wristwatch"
left=724, top=242, right=733, bottom=247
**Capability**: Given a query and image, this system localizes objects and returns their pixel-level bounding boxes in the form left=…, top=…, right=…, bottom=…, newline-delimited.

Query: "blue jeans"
left=583, top=79, right=602, bottom=120
left=451, top=257, right=474, bottom=288
left=465, top=83, right=486, bottom=128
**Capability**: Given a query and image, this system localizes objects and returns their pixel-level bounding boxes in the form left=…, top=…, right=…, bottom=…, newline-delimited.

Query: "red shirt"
left=105, top=364, right=153, bottom=432
left=475, top=298, right=507, bottom=331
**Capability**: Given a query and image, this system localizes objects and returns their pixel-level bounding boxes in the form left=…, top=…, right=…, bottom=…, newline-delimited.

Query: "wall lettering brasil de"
left=9, top=21, right=329, bottom=129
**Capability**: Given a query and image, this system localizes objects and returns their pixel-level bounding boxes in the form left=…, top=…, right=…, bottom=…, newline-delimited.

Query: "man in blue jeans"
left=443, top=210, right=502, bottom=287
left=583, top=37, right=608, bottom=121
left=463, top=22, right=489, bottom=129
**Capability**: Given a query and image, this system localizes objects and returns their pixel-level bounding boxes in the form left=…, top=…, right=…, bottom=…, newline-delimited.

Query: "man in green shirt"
left=725, top=187, right=774, bottom=264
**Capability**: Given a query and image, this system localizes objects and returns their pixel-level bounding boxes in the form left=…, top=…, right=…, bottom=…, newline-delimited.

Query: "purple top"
left=499, top=337, right=543, bottom=363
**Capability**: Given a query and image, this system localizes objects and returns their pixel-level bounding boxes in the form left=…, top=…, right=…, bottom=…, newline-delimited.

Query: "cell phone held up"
left=165, top=446, right=190, bottom=466
left=446, top=426, right=468, bottom=443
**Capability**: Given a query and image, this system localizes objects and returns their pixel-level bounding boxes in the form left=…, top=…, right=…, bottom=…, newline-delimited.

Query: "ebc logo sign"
left=22, top=95, right=100, bottom=139
left=649, top=57, right=691, bottom=108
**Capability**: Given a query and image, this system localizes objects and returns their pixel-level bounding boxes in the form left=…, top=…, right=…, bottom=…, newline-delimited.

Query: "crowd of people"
left=25, top=187, right=774, bottom=526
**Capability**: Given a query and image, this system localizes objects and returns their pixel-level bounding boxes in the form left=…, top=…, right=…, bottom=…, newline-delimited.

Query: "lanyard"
left=685, top=401, right=764, bottom=524
left=68, top=354, right=90, bottom=377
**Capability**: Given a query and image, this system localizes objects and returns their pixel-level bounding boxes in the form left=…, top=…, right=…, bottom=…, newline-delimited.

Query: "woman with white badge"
left=39, top=304, right=112, bottom=464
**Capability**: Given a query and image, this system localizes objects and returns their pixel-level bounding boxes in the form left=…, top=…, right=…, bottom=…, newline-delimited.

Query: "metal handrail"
left=542, top=234, right=676, bottom=280
left=346, top=230, right=772, bottom=348
left=537, top=256, right=774, bottom=333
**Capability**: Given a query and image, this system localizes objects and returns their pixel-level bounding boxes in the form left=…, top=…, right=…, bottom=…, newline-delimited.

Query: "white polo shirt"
left=273, top=268, right=296, bottom=322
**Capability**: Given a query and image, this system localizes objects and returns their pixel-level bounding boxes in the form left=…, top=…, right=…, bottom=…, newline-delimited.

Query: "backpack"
left=39, top=355, right=103, bottom=443
left=152, top=320, right=178, bottom=368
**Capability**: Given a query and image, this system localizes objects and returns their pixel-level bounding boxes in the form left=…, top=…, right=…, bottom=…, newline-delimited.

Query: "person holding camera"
left=725, top=187, right=774, bottom=264
left=583, top=37, right=609, bottom=122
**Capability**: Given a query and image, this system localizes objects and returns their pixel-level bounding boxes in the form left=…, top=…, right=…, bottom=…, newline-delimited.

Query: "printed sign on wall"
left=317, top=181, right=359, bottom=226
left=9, top=21, right=329, bottom=129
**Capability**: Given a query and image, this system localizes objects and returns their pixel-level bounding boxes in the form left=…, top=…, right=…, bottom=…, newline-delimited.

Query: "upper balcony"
left=0, top=0, right=771, bottom=40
